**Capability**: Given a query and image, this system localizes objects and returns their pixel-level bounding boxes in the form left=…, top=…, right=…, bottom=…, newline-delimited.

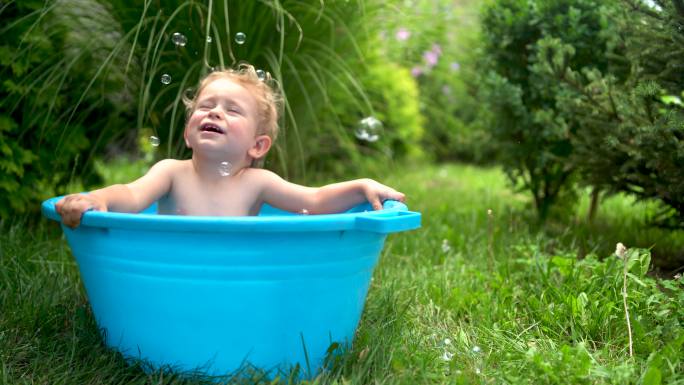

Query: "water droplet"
left=472, top=345, right=481, bottom=353
left=234, top=32, right=246, bottom=45
left=206, top=36, right=212, bottom=43
left=218, top=161, right=232, bottom=177
left=354, top=116, right=382, bottom=142
left=161, top=74, right=172, bottom=85
left=149, top=136, right=160, bottom=147
left=443, top=338, right=452, bottom=345
left=256, top=69, right=266, bottom=81
left=171, top=32, right=187, bottom=47
left=441, top=351, right=454, bottom=361
left=301, top=209, right=309, bottom=215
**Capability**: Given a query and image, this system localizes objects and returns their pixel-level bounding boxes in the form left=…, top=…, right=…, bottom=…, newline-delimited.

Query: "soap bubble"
left=234, top=32, right=246, bottom=45
left=171, top=32, right=187, bottom=47
left=256, top=69, right=266, bottom=81
left=472, top=345, right=482, bottom=354
left=161, top=74, right=172, bottom=85
left=206, top=36, right=212, bottom=43
left=149, top=136, right=160, bottom=147
left=354, top=116, right=382, bottom=142
left=218, top=161, right=232, bottom=177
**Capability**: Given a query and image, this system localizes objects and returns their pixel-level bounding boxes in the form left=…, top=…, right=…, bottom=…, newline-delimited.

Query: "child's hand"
left=55, top=193, right=107, bottom=228
left=361, top=179, right=406, bottom=210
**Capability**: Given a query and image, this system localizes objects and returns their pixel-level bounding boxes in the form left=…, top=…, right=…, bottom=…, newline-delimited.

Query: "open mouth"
left=200, top=122, right=225, bottom=134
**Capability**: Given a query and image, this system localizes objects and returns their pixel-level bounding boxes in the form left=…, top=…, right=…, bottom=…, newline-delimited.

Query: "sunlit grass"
left=2, top=163, right=682, bottom=384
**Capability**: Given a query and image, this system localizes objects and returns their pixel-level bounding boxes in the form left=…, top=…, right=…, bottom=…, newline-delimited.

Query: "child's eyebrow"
left=199, top=95, right=245, bottom=107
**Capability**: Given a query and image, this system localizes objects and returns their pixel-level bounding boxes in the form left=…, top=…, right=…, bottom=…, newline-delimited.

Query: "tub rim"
left=41, top=196, right=421, bottom=234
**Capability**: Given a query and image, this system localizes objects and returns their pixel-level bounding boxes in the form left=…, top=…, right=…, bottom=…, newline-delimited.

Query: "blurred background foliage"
left=1, top=0, right=683, bottom=235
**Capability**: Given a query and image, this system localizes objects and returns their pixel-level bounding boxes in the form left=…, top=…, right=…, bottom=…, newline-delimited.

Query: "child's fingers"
left=382, top=190, right=405, bottom=203
left=59, top=196, right=94, bottom=228
left=369, top=195, right=383, bottom=211
left=390, top=191, right=406, bottom=202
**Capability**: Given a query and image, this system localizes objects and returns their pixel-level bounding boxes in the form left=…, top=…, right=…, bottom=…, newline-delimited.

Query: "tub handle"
left=355, top=211, right=421, bottom=233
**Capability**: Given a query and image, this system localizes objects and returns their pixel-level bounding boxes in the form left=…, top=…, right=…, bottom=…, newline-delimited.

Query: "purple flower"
left=423, top=50, right=439, bottom=68
left=431, top=44, right=442, bottom=55
left=395, top=27, right=411, bottom=41
left=411, top=66, right=423, bottom=77
left=450, top=62, right=461, bottom=72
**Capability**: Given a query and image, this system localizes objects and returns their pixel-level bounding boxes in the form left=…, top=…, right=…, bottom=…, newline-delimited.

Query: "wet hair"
left=183, top=63, right=282, bottom=143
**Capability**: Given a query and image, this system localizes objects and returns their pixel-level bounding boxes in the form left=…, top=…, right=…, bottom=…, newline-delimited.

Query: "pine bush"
left=479, top=0, right=618, bottom=220
left=534, top=0, right=684, bottom=228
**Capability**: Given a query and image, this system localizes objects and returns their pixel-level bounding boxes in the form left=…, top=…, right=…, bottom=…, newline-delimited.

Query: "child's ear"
left=248, top=135, right=272, bottom=160
left=183, top=126, right=191, bottom=148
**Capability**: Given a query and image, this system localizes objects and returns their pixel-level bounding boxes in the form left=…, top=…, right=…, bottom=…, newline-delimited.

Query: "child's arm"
left=254, top=169, right=405, bottom=214
left=55, top=159, right=176, bottom=228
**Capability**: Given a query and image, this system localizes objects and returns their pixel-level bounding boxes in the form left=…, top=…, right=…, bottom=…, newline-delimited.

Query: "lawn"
left=1, top=163, right=682, bottom=384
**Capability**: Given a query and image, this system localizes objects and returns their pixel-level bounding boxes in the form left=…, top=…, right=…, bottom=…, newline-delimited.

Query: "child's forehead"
left=200, top=77, right=251, bottom=97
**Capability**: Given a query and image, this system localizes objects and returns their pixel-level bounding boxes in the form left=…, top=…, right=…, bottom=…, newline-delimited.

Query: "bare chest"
left=158, top=175, right=259, bottom=216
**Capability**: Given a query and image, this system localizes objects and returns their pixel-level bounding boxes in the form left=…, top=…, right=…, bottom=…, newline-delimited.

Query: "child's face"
left=184, top=78, right=263, bottom=161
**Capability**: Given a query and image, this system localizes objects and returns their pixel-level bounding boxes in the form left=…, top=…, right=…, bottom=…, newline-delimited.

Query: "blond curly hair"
left=183, top=63, right=281, bottom=142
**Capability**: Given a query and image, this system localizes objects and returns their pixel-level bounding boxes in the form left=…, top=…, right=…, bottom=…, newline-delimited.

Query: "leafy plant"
left=375, top=0, right=490, bottom=163
left=0, top=0, right=137, bottom=218
left=478, top=0, right=620, bottom=220
left=531, top=0, right=684, bottom=228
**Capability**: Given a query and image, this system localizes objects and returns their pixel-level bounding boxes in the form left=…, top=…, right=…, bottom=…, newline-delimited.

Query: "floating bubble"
left=234, top=32, right=246, bottom=45
left=171, top=32, right=187, bottom=47
left=256, top=69, right=266, bottom=81
left=206, top=36, right=212, bottom=43
left=472, top=345, right=482, bottom=354
left=218, top=161, right=232, bottom=177
left=149, top=136, right=160, bottom=147
left=161, top=74, right=172, bottom=85
left=354, top=116, right=382, bottom=142
left=443, top=338, right=452, bottom=346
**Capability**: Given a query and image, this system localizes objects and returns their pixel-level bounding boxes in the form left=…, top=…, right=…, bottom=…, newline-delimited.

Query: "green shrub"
left=0, top=1, right=136, bottom=218
left=532, top=0, right=684, bottom=228
left=479, top=0, right=619, bottom=220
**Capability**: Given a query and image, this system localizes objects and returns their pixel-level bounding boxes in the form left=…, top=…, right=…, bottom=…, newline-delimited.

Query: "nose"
left=208, top=106, right=223, bottom=119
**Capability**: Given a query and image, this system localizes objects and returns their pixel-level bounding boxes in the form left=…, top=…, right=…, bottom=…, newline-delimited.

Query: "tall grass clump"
left=1, top=0, right=414, bottom=215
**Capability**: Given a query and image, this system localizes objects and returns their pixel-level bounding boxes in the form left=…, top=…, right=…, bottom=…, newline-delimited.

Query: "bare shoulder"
left=146, top=159, right=190, bottom=175
left=240, top=167, right=282, bottom=184
left=151, top=158, right=186, bottom=170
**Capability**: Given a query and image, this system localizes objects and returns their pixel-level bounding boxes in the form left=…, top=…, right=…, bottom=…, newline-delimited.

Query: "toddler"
left=56, top=64, right=405, bottom=228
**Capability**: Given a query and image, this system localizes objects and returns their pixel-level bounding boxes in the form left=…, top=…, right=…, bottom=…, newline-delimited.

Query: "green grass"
left=1, top=163, right=683, bottom=384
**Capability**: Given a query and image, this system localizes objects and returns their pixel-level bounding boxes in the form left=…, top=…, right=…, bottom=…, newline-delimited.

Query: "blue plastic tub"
left=42, top=197, right=420, bottom=376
